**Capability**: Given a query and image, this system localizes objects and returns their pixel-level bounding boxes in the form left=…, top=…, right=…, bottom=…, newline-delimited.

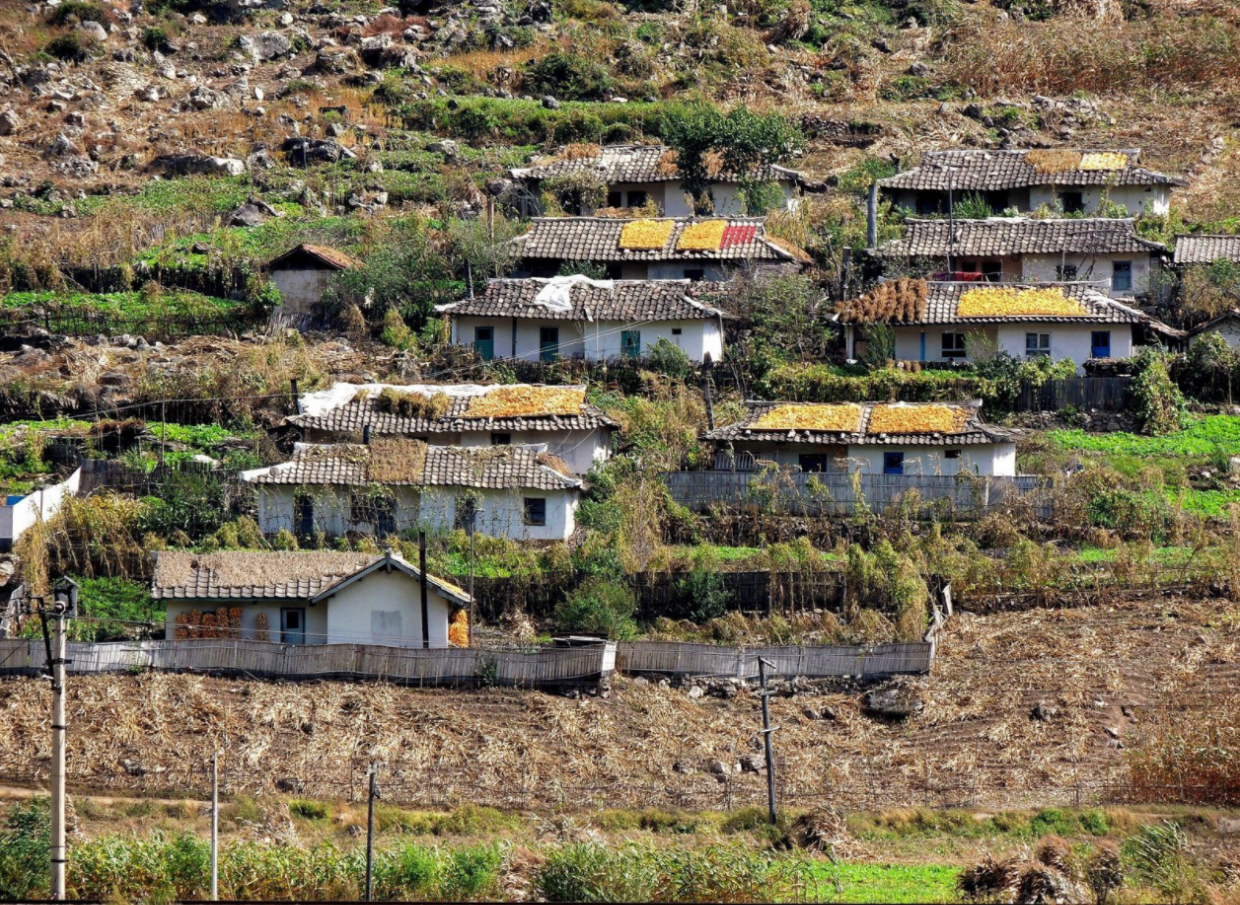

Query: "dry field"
left=0, top=597, right=1235, bottom=813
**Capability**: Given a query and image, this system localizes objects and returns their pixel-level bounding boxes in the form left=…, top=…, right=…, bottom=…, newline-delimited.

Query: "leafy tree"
left=1132, top=348, right=1187, bottom=436
left=662, top=105, right=803, bottom=212
left=542, top=172, right=608, bottom=215
left=726, top=273, right=833, bottom=392
left=553, top=578, right=638, bottom=639
left=556, top=259, right=609, bottom=280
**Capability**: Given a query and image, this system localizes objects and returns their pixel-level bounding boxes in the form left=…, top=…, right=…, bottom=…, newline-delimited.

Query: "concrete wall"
left=892, top=323, right=1133, bottom=373
left=164, top=600, right=329, bottom=645
left=419, top=486, right=577, bottom=541
left=271, top=268, right=335, bottom=315
left=458, top=429, right=610, bottom=476
left=889, top=186, right=1169, bottom=217
left=1020, top=253, right=1151, bottom=298
left=324, top=568, right=453, bottom=647
left=0, top=468, right=80, bottom=553
left=450, top=314, right=723, bottom=364
left=729, top=441, right=1016, bottom=477
left=255, top=484, right=578, bottom=541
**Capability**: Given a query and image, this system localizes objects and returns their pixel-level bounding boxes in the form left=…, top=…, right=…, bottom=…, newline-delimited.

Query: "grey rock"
left=541, top=94, right=559, bottom=109
left=1031, top=701, right=1058, bottom=722
left=0, top=109, right=19, bottom=135
left=46, top=133, right=79, bottom=157
left=862, top=681, right=924, bottom=720
left=77, top=20, right=109, bottom=42
left=963, top=103, right=985, bottom=120
left=155, top=153, right=245, bottom=177
left=428, top=139, right=459, bottom=156
left=739, top=754, right=765, bottom=774
left=239, top=31, right=292, bottom=62
left=275, top=777, right=305, bottom=793
left=229, top=198, right=280, bottom=226
left=282, top=136, right=356, bottom=163
left=687, top=685, right=704, bottom=700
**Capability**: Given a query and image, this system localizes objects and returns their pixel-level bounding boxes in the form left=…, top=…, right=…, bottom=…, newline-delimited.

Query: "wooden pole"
left=419, top=531, right=430, bottom=649
left=210, top=752, right=219, bottom=901
left=758, top=658, right=778, bottom=825
left=365, top=765, right=379, bottom=901
left=49, top=604, right=67, bottom=900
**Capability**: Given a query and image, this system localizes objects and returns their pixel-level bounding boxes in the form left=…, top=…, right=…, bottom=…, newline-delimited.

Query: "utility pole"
left=42, top=578, right=77, bottom=901
left=210, top=752, right=219, bottom=902
left=757, top=657, right=779, bottom=825
left=465, top=499, right=476, bottom=647
left=365, top=765, right=381, bottom=902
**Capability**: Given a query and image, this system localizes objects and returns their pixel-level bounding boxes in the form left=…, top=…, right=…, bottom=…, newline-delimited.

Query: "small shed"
left=267, top=243, right=360, bottom=316
left=1188, top=309, right=1240, bottom=350
left=153, top=550, right=471, bottom=647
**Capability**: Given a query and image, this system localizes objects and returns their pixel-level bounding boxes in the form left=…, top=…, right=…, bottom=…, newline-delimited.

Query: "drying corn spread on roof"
left=1079, top=151, right=1129, bottom=171
left=752, top=404, right=862, bottom=432
left=676, top=220, right=727, bottom=251
left=463, top=386, right=587, bottom=419
left=619, top=219, right=675, bottom=249
left=958, top=287, right=1089, bottom=318
left=868, top=404, right=970, bottom=435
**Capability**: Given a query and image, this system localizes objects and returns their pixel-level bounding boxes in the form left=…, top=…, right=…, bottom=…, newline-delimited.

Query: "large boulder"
left=229, top=198, right=280, bottom=227
left=862, top=678, right=925, bottom=720
left=281, top=136, right=356, bottom=164
left=154, top=153, right=246, bottom=177
left=238, top=31, right=292, bottom=62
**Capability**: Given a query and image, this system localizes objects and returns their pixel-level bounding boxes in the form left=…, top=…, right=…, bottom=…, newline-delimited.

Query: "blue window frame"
left=621, top=330, right=641, bottom=359
left=473, top=326, right=494, bottom=361
left=539, top=327, right=559, bottom=362
left=883, top=452, right=905, bottom=476
left=1112, top=261, right=1132, bottom=292
left=1091, top=331, right=1112, bottom=359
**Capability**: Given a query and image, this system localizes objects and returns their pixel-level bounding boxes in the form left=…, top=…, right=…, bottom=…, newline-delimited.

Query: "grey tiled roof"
left=510, top=144, right=802, bottom=185
left=705, top=401, right=1020, bottom=447
left=1174, top=235, right=1240, bottom=265
left=879, top=149, right=1184, bottom=191
left=438, top=278, right=728, bottom=322
left=151, top=551, right=469, bottom=603
left=848, top=282, right=1144, bottom=325
left=880, top=218, right=1167, bottom=258
left=244, top=443, right=583, bottom=491
left=289, top=384, right=619, bottom=435
left=513, top=217, right=803, bottom=263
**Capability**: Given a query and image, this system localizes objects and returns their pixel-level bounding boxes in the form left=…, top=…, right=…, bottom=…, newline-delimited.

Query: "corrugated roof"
left=437, top=278, right=728, bottom=322
left=1174, top=235, right=1240, bottom=266
left=513, top=217, right=803, bottom=263
left=880, top=218, right=1166, bottom=258
left=705, top=401, right=1020, bottom=447
left=879, top=149, right=1183, bottom=192
left=510, top=144, right=803, bottom=185
left=840, top=282, right=1143, bottom=325
left=151, top=550, right=470, bottom=604
left=289, top=383, right=619, bottom=436
left=242, top=442, right=583, bottom=491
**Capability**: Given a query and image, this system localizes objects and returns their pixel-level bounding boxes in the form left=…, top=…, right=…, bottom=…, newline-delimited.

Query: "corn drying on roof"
left=957, top=287, right=1089, bottom=318
left=705, top=401, right=1019, bottom=446
left=462, top=386, right=586, bottom=419
left=838, top=282, right=1148, bottom=325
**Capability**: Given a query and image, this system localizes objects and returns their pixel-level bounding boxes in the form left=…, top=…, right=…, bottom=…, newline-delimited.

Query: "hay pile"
left=957, top=840, right=1084, bottom=903
left=367, top=438, right=428, bottom=484
left=376, top=388, right=451, bottom=420
left=836, top=279, right=927, bottom=325
left=867, top=404, right=969, bottom=435
left=753, top=404, right=862, bottom=432
left=1025, top=150, right=1086, bottom=174
left=463, top=387, right=585, bottom=419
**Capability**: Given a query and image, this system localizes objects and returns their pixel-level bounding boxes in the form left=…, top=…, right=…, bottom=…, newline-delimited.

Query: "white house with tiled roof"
left=288, top=382, right=616, bottom=476
left=837, top=281, right=1178, bottom=373
left=436, top=276, right=729, bottom=364
left=879, top=218, right=1167, bottom=298
left=153, top=550, right=470, bottom=647
left=704, top=400, right=1020, bottom=477
left=512, top=216, right=807, bottom=281
left=510, top=144, right=810, bottom=216
left=880, top=149, right=1183, bottom=217
left=241, top=440, right=583, bottom=542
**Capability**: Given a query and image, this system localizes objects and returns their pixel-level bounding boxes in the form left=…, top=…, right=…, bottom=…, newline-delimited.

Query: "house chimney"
left=419, top=530, right=430, bottom=650
left=866, top=183, right=878, bottom=251
left=363, top=424, right=371, bottom=445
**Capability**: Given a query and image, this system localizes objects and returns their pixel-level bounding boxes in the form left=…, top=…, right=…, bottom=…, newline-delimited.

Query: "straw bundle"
left=376, top=388, right=451, bottom=420
left=619, top=219, right=674, bottom=250
left=958, top=287, right=1088, bottom=318
left=464, top=386, right=585, bottom=419
left=1025, top=149, right=1085, bottom=173
left=867, top=404, right=969, bottom=434
left=556, top=143, right=601, bottom=162
left=753, top=404, right=862, bottom=432
left=254, top=612, right=269, bottom=643
left=368, top=438, right=428, bottom=484
left=836, top=279, right=927, bottom=324
left=448, top=609, right=469, bottom=648
left=655, top=148, right=680, bottom=177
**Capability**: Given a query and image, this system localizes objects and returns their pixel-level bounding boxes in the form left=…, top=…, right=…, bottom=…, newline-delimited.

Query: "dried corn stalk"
left=619, top=219, right=674, bottom=250
left=958, top=287, right=1088, bottom=317
left=254, top=612, right=269, bottom=643
left=1025, top=150, right=1085, bottom=174
left=376, top=388, right=451, bottom=420
left=368, top=438, right=428, bottom=484
left=868, top=404, right=969, bottom=434
left=676, top=220, right=727, bottom=251
left=463, top=386, right=585, bottom=418
left=837, top=279, right=928, bottom=324
left=655, top=148, right=680, bottom=177
left=753, top=404, right=862, bottom=432
left=556, top=143, right=601, bottom=161
left=448, top=609, right=469, bottom=648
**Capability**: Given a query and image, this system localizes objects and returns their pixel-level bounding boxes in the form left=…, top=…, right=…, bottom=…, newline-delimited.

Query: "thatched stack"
left=376, top=388, right=451, bottom=420
left=368, top=438, right=428, bottom=484
left=837, top=279, right=927, bottom=324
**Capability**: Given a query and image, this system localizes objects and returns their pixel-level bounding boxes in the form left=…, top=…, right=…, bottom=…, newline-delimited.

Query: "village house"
left=511, top=216, right=808, bottom=281
left=288, top=383, right=617, bottom=476
left=509, top=143, right=811, bottom=216
left=878, top=218, right=1167, bottom=298
left=704, top=400, right=1020, bottom=477
left=436, top=276, right=730, bottom=364
left=153, top=550, right=471, bottom=648
left=266, top=243, right=359, bottom=318
left=879, top=149, right=1182, bottom=217
left=240, top=439, right=583, bottom=542
left=838, top=281, right=1179, bottom=373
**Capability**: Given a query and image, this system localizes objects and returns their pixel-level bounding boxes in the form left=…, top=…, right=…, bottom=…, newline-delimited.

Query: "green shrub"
left=0, top=798, right=50, bottom=900
left=49, top=0, right=103, bottom=23
left=644, top=338, right=694, bottom=380
left=523, top=52, right=613, bottom=100
left=46, top=32, right=89, bottom=61
left=1131, top=348, right=1186, bottom=436
left=553, top=578, right=638, bottom=639
left=536, top=843, right=655, bottom=903
left=290, top=800, right=329, bottom=820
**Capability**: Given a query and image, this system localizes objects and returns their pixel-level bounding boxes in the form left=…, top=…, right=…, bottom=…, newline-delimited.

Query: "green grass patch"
left=1047, top=415, right=1240, bottom=458
left=814, top=863, right=959, bottom=904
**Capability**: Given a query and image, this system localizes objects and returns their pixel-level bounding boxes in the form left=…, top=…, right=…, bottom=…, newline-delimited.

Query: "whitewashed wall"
left=1020, top=253, right=1151, bottom=297
left=458, top=429, right=610, bottom=475
left=727, top=441, right=1016, bottom=477
left=255, top=486, right=422, bottom=537
left=271, top=268, right=335, bottom=315
left=888, top=185, right=1169, bottom=217
left=892, top=323, right=1133, bottom=373
left=164, top=601, right=329, bottom=645
left=419, top=486, right=577, bottom=541
left=1192, top=319, right=1240, bottom=349
left=581, top=179, right=798, bottom=216
left=450, top=314, right=723, bottom=364
left=324, top=569, right=453, bottom=647
left=0, top=468, right=80, bottom=552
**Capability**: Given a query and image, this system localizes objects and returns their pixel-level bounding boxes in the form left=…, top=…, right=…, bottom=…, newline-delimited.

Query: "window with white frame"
left=1026, top=332, right=1051, bottom=358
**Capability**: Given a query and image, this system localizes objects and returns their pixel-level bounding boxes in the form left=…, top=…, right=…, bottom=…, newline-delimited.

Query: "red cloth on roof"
left=931, top=271, right=985, bottom=282
left=720, top=224, right=757, bottom=249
